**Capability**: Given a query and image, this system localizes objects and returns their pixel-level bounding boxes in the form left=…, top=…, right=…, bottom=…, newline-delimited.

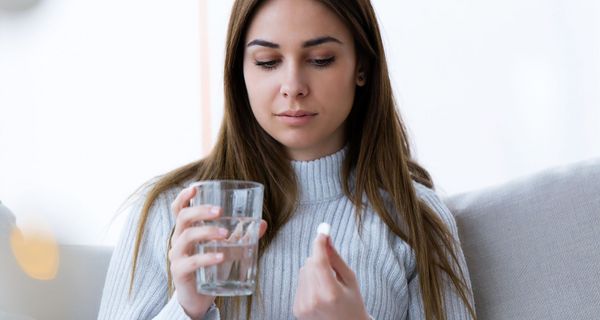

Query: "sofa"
left=1, top=158, right=599, bottom=319
left=447, top=158, right=600, bottom=319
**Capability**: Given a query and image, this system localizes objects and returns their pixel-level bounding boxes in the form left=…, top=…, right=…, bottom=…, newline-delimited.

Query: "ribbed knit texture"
left=98, top=147, right=475, bottom=319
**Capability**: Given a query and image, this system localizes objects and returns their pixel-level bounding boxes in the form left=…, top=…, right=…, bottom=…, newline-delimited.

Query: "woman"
left=98, top=0, right=477, bottom=319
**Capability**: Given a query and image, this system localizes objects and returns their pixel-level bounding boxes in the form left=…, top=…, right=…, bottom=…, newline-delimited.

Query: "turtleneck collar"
left=290, top=146, right=347, bottom=204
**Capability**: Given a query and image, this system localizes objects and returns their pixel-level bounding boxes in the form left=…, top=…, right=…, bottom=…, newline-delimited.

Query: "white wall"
left=375, top=0, right=600, bottom=195
left=0, top=0, right=204, bottom=245
left=1, top=0, right=598, bottom=246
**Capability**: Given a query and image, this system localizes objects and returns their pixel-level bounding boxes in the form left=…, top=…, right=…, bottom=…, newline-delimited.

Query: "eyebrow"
left=246, top=36, right=343, bottom=49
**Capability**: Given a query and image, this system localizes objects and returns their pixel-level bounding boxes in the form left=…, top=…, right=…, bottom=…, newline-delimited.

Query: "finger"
left=311, top=233, right=331, bottom=265
left=171, top=225, right=228, bottom=257
left=237, top=220, right=264, bottom=244
left=173, top=205, right=221, bottom=239
left=293, top=265, right=313, bottom=317
left=227, top=219, right=245, bottom=242
left=258, top=219, right=268, bottom=238
left=170, top=252, right=224, bottom=280
left=238, top=220, right=267, bottom=278
left=170, top=186, right=196, bottom=216
left=325, top=237, right=355, bottom=285
left=309, top=234, right=338, bottom=287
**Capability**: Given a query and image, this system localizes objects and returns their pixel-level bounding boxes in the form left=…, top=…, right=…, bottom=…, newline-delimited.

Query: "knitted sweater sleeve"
left=97, top=190, right=221, bottom=320
left=406, top=184, right=476, bottom=320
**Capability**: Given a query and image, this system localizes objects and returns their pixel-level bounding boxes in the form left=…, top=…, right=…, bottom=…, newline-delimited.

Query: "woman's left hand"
left=293, top=233, right=370, bottom=320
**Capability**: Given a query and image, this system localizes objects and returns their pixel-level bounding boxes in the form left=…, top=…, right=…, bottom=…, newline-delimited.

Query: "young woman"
left=98, top=0, right=477, bottom=319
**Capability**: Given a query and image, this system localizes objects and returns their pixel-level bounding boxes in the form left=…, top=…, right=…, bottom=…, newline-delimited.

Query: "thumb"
left=258, top=219, right=268, bottom=238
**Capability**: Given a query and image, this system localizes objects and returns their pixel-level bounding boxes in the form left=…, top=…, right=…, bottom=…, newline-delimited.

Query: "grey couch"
left=1, top=158, right=599, bottom=319
left=446, top=158, right=600, bottom=319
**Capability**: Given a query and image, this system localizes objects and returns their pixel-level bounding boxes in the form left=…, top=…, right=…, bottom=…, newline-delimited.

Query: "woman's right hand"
left=168, top=186, right=267, bottom=319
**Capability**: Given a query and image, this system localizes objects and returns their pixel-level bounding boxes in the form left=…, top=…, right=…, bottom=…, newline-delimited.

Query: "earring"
left=357, top=72, right=365, bottom=85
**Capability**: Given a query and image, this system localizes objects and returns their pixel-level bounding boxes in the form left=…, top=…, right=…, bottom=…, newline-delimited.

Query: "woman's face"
left=243, top=0, right=363, bottom=161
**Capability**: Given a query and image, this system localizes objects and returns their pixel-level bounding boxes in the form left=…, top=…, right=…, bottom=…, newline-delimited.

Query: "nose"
left=280, top=66, right=309, bottom=98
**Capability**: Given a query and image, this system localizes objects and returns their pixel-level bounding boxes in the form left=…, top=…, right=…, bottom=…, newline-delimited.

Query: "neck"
left=290, top=146, right=347, bottom=203
left=285, top=135, right=345, bottom=161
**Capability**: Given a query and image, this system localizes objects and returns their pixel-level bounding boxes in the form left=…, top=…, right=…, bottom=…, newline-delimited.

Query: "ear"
left=355, top=66, right=366, bottom=87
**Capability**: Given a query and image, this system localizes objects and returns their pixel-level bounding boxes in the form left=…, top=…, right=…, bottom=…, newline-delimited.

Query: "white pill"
left=317, top=222, right=331, bottom=236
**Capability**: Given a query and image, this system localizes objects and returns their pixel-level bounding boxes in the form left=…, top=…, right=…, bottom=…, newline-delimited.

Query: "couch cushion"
left=1, top=202, right=113, bottom=320
left=0, top=243, right=113, bottom=320
left=445, top=158, right=600, bottom=319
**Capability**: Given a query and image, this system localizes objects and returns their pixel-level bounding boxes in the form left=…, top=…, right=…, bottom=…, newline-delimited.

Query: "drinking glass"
left=190, top=180, right=263, bottom=296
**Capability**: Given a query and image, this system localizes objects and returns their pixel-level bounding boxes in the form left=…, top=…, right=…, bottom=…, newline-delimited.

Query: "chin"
left=274, top=134, right=320, bottom=152
left=279, top=140, right=319, bottom=152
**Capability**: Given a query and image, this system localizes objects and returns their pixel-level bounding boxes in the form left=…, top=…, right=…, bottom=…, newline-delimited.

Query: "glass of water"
left=189, top=180, right=264, bottom=296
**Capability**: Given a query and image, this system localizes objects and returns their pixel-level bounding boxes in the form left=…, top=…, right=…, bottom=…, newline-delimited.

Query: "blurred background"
left=1, top=0, right=599, bottom=247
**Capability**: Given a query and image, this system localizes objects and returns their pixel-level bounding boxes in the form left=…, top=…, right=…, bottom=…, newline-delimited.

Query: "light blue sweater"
left=98, top=147, right=475, bottom=319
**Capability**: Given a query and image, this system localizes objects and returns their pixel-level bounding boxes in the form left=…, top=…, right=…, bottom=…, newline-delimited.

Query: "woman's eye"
left=255, top=60, right=279, bottom=70
left=254, top=57, right=335, bottom=70
left=311, top=57, right=335, bottom=68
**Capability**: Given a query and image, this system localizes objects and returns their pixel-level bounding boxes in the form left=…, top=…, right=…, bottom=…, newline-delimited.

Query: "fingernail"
left=218, top=228, right=228, bottom=236
left=210, top=206, right=220, bottom=216
left=214, top=253, right=224, bottom=260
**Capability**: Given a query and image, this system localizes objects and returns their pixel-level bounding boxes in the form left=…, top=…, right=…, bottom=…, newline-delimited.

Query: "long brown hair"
left=130, top=0, right=476, bottom=319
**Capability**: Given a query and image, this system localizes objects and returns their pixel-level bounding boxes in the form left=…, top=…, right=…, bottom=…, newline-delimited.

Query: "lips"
left=275, top=110, right=318, bottom=117
left=275, top=110, right=317, bottom=126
